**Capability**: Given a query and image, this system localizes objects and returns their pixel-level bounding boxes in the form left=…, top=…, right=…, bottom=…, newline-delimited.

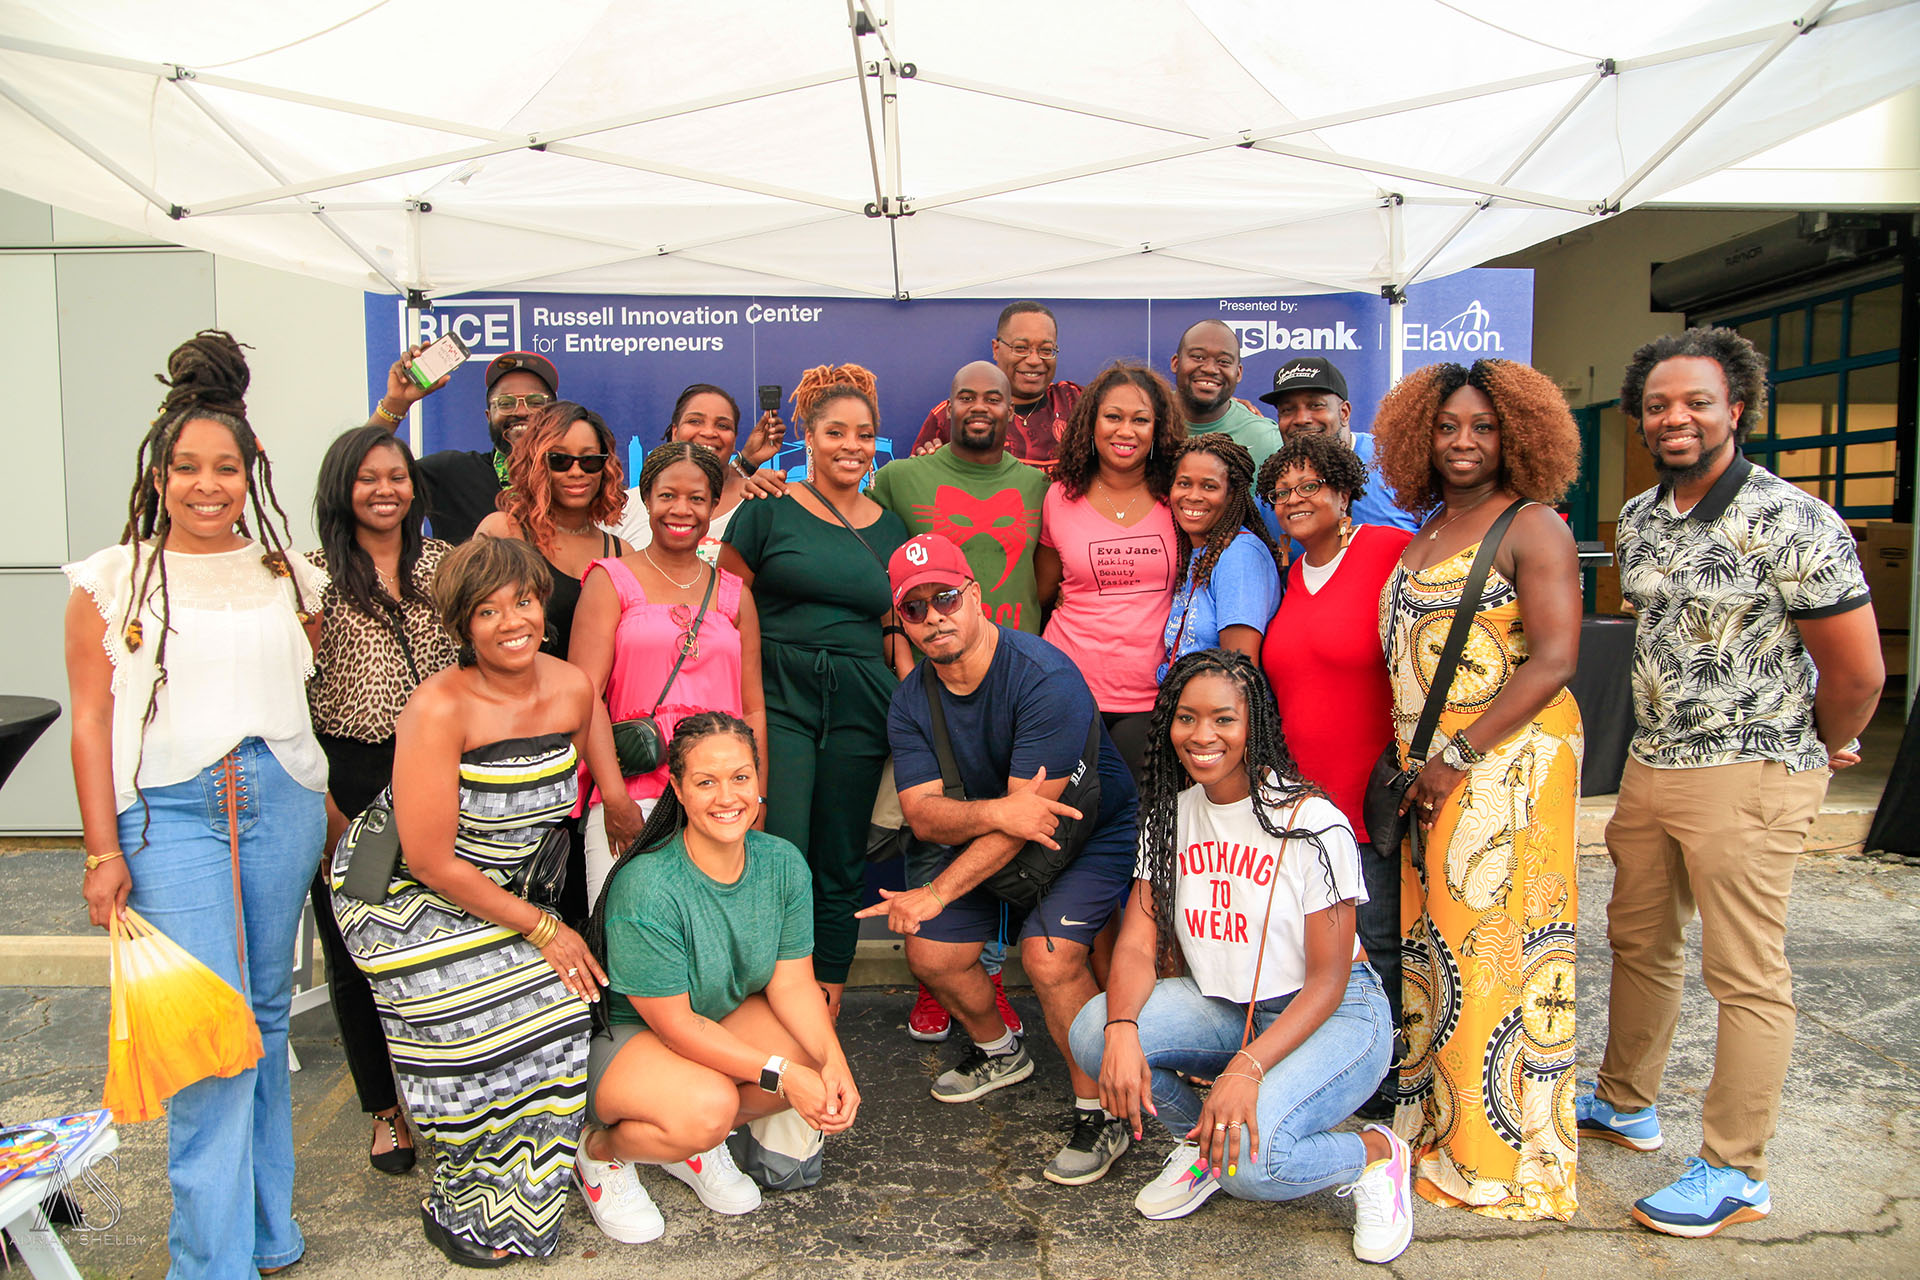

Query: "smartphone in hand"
left=406, top=333, right=471, bottom=390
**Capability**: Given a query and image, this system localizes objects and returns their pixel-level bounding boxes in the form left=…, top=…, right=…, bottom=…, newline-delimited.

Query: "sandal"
left=370, top=1109, right=416, bottom=1175
left=420, top=1204, right=514, bottom=1269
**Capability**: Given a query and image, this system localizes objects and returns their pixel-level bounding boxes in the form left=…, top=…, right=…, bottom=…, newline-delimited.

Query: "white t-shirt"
left=1137, top=782, right=1366, bottom=1003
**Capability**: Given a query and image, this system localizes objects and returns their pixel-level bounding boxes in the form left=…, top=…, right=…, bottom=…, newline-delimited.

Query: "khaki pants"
left=1597, top=756, right=1830, bottom=1181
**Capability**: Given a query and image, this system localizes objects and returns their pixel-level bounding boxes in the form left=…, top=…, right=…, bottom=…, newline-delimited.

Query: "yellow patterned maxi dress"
left=1380, top=541, right=1582, bottom=1222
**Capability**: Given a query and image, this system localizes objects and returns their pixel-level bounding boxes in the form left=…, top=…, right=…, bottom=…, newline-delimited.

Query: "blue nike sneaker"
left=1574, top=1088, right=1663, bottom=1151
left=1632, top=1157, right=1770, bottom=1238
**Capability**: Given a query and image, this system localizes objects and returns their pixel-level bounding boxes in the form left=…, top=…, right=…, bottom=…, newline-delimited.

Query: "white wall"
left=0, top=191, right=367, bottom=834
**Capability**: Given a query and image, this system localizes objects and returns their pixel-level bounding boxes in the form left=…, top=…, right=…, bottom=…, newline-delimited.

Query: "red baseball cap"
left=888, top=534, right=973, bottom=606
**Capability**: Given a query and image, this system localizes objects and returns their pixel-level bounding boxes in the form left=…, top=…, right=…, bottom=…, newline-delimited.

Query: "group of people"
left=62, top=304, right=1883, bottom=1276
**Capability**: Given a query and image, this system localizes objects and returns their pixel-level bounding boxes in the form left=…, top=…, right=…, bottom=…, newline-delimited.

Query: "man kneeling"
left=580, top=712, right=860, bottom=1243
left=860, top=534, right=1139, bottom=1185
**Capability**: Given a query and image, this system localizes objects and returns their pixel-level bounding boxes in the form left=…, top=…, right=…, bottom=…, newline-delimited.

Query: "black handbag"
left=509, top=823, right=572, bottom=913
left=1363, top=499, right=1527, bottom=865
left=336, top=790, right=402, bottom=905
left=611, top=564, right=716, bottom=777
left=915, top=677, right=1105, bottom=912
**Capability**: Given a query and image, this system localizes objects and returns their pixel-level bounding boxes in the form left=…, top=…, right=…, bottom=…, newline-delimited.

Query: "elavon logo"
left=1402, top=300, right=1505, bottom=355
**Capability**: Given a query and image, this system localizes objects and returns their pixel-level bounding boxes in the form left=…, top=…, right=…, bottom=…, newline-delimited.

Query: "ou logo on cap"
left=905, top=541, right=929, bottom=565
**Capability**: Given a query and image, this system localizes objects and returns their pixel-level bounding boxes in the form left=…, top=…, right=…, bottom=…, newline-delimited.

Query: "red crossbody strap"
left=1240, top=795, right=1308, bottom=1050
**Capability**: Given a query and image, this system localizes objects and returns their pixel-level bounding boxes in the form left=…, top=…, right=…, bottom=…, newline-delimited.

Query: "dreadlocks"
left=582, top=710, right=762, bottom=1032
left=1136, top=649, right=1341, bottom=974
left=118, top=329, right=311, bottom=841
left=1170, top=433, right=1279, bottom=591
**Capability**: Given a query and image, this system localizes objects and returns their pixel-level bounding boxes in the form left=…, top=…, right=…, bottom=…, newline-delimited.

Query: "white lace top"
left=64, top=541, right=330, bottom=813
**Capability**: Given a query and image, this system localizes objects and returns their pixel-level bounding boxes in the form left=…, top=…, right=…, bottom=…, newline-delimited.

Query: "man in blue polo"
left=1259, top=356, right=1417, bottom=534
left=860, top=533, right=1139, bottom=1188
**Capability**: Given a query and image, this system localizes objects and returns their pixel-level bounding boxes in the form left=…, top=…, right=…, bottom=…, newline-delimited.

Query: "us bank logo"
left=1402, top=300, right=1506, bottom=355
left=393, top=298, right=522, bottom=356
left=1224, top=318, right=1363, bottom=354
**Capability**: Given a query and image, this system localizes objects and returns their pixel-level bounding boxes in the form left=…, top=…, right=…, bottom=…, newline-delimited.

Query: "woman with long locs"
left=65, top=330, right=327, bottom=1278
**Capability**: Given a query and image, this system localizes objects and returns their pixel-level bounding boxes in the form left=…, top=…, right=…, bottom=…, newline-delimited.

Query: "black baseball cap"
left=485, top=351, right=559, bottom=395
left=1259, top=356, right=1348, bottom=406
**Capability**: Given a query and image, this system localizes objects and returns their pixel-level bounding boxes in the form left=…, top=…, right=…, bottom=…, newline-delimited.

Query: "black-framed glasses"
left=490, top=392, right=554, bottom=412
left=1270, top=479, right=1325, bottom=502
left=546, top=451, right=610, bottom=474
left=899, top=586, right=967, bottom=625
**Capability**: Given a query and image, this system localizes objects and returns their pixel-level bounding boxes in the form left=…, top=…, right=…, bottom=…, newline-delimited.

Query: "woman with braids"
left=64, top=330, right=328, bottom=1277
left=474, top=400, right=629, bottom=661
left=573, top=441, right=767, bottom=907
left=306, top=424, right=460, bottom=1175
left=613, top=384, right=787, bottom=558
left=1155, top=433, right=1282, bottom=680
left=1066, top=650, right=1411, bottom=1265
left=1256, top=433, right=1415, bottom=1122
left=330, top=536, right=611, bottom=1267
left=573, top=712, right=859, bottom=1244
left=1036, top=362, right=1184, bottom=781
left=1371, top=358, right=1583, bottom=1222
left=720, top=364, right=912, bottom=1017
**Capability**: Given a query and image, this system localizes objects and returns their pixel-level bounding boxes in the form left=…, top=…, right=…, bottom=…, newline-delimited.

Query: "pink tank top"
left=587, top=556, right=745, bottom=805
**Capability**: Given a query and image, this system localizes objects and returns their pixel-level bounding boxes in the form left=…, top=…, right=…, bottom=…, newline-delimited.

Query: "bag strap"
left=648, top=565, right=717, bottom=714
left=800, top=479, right=886, bottom=568
left=1239, top=794, right=1309, bottom=1049
left=923, top=676, right=966, bottom=801
left=1406, top=498, right=1528, bottom=765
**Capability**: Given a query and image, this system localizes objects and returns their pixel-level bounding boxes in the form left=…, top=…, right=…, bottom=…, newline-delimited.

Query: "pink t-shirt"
left=586, top=557, right=744, bottom=805
left=1039, top=487, right=1178, bottom=713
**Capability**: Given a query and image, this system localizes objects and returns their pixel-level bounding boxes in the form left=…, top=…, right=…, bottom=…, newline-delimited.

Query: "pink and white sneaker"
left=1337, top=1123, right=1413, bottom=1263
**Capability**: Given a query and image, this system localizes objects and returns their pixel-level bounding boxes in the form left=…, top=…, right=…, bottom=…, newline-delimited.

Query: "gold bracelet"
left=1231, top=1048, right=1266, bottom=1079
left=373, top=401, right=404, bottom=424
left=84, top=850, right=125, bottom=871
left=525, top=912, right=558, bottom=949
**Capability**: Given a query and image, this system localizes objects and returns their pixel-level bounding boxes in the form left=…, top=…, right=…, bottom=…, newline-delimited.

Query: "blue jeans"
left=1070, top=964, right=1391, bottom=1201
left=120, top=739, right=325, bottom=1279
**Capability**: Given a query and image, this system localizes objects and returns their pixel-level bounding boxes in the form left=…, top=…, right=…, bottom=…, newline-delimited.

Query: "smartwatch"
left=758, top=1055, right=789, bottom=1096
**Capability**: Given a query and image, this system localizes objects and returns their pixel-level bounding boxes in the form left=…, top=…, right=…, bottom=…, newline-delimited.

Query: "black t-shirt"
left=417, top=449, right=501, bottom=545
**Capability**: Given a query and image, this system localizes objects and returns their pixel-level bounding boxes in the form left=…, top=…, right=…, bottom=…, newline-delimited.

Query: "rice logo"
left=905, top=541, right=929, bottom=565
left=1224, top=319, right=1362, bottom=355
left=1402, top=300, right=1505, bottom=354
left=397, top=298, right=521, bottom=355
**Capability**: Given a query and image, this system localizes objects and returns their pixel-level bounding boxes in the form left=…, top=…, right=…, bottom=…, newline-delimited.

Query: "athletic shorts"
left=904, top=821, right=1135, bottom=948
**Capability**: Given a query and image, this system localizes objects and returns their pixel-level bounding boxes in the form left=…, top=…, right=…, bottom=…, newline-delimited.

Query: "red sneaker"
left=908, top=983, right=951, bottom=1042
left=992, top=972, right=1024, bottom=1037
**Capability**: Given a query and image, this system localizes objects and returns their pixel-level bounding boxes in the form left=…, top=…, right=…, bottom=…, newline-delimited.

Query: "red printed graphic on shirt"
left=914, top=485, right=1038, bottom=591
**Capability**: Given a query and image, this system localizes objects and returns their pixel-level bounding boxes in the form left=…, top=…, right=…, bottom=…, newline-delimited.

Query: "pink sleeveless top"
left=586, top=556, right=745, bottom=805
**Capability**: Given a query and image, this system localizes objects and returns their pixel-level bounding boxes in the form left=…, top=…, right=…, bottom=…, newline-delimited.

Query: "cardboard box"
left=1852, top=522, right=1912, bottom=632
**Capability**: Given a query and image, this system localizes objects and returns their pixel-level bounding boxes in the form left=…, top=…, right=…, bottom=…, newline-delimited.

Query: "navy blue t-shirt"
left=887, top=626, right=1137, bottom=833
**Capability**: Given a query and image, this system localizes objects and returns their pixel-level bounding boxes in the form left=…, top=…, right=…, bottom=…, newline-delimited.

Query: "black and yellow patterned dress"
left=331, top=734, right=589, bottom=1256
left=1380, top=542, right=1582, bottom=1222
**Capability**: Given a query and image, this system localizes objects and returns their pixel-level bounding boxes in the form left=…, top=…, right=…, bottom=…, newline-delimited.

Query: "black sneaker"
left=931, top=1040, right=1034, bottom=1102
left=1043, top=1108, right=1131, bottom=1185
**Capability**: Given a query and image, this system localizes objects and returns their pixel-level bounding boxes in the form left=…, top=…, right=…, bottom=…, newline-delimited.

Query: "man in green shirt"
left=868, top=361, right=1051, bottom=635
left=1169, top=319, right=1282, bottom=469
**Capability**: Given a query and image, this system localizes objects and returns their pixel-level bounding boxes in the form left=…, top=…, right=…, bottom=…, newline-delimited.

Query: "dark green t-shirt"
left=724, top=494, right=909, bottom=658
left=604, top=829, right=814, bottom=1027
left=867, top=446, right=1050, bottom=634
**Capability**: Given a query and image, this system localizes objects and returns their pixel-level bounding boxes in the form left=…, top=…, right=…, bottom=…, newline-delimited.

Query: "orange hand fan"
left=103, top=908, right=264, bottom=1123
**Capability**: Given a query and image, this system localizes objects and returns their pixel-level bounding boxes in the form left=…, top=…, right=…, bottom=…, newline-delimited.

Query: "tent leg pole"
left=1389, top=297, right=1405, bottom=385
left=404, top=299, right=424, bottom=457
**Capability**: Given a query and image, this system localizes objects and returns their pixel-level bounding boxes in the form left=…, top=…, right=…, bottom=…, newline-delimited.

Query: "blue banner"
left=363, top=269, right=1531, bottom=479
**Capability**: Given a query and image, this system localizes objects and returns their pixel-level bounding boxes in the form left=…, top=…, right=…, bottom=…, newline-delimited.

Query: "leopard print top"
left=307, top=540, right=460, bottom=743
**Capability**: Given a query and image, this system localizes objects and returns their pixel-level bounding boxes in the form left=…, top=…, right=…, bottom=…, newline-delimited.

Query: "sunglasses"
left=669, top=603, right=701, bottom=660
left=546, top=451, right=610, bottom=474
left=490, top=393, right=554, bottom=412
left=898, top=586, right=967, bottom=625
left=1269, top=479, right=1325, bottom=502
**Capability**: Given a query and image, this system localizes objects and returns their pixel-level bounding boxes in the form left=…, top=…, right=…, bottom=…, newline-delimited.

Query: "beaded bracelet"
left=373, top=401, right=404, bottom=424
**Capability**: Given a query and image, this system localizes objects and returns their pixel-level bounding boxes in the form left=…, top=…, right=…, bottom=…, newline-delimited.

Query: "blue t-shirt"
left=1157, top=532, right=1281, bottom=680
left=1260, top=431, right=1420, bottom=553
left=887, top=626, right=1137, bottom=834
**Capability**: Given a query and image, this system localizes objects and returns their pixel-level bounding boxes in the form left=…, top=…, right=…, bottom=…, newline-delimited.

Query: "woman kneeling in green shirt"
left=578, top=712, right=860, bottom=1245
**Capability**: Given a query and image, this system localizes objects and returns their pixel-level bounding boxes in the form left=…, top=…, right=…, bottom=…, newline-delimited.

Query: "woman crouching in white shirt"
left=1068, top=648, right=1412, bottom=1265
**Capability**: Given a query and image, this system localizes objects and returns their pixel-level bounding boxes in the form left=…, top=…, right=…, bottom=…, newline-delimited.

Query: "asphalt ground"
left=4, top=844, right=1917, bottom=1280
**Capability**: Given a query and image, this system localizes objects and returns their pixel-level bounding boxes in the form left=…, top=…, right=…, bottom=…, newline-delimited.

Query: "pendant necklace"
left=643, top=546, right=702, bottom=590
left=1094, top=478, right=1144, bottom=523
left=1424, top=490, right=1496, bottom=542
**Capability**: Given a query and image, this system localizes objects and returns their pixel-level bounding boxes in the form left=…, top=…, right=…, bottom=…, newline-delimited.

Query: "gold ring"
left=567, top=967, right=579, bottom=976
left=1214, top=1122, right=1227, bottom=1130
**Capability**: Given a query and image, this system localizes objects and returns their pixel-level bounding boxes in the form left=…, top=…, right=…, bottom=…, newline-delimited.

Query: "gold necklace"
left=1093, top=476, right=1146, bottom=523
left=642, top=545, right=701, bottom=590
left=1423, top=491, right=1496, bottom=542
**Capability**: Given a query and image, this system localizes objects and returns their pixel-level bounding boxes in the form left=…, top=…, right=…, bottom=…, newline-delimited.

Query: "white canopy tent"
left=2, top=0, right=1917, bottom=380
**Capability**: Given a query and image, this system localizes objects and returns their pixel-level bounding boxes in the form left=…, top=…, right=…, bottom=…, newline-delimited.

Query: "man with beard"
left=1169, top=319, right=1281, bottom=470
left=871, top=361, right=1050, bottom=635
left=911, top=301, right=1082, bottom=467
left=1579, top=326, right=1883, bottom=1240
left=1259, top=356, right=1418, bottom=534
left=369, top=347, right=560, bottom=543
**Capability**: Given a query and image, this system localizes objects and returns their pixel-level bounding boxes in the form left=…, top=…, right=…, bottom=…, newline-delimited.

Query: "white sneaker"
left=1336, top=1124, right=1413, bottom=1264
left=575, top=1136, right=664, bottom=1244
left=1132, top=1141, right=1220, bottom=1220
left=662, top=1138, right=763, bottom=1215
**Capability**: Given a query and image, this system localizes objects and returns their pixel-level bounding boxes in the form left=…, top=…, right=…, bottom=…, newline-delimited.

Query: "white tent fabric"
left=1, top=0, right=1916, bottom=302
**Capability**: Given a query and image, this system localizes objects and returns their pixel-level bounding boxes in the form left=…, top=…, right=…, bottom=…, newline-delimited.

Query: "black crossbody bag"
left=1362, top=499, right=1526, bottom=865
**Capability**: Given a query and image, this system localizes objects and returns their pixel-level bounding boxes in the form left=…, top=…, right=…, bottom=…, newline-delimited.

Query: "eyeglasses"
left=1269, top=479, right=1325, bottom=502
left=490, top=392, right=554, bottom=412
left=898, top=586, right=967, bottom=625
left=546, top=451, right=610, bottom=474
left=668, top=603, right=701, bottom=660
left=995, top=340, right=1059, bottom=360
